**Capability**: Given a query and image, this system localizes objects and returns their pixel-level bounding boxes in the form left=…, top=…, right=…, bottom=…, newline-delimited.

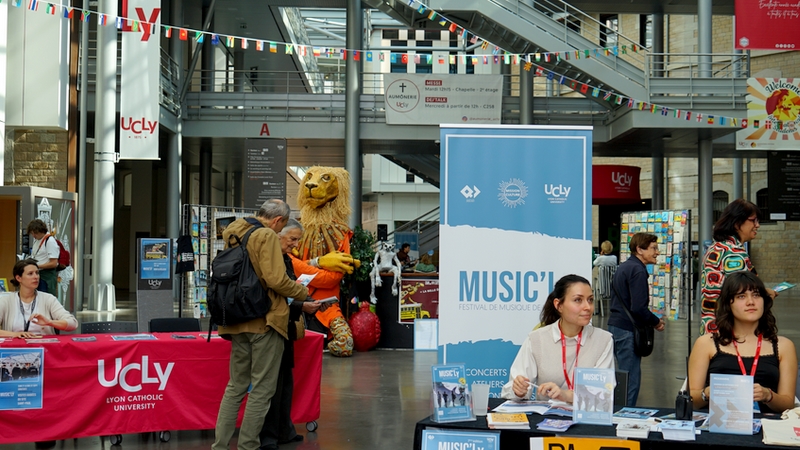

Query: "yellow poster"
left=530, top=437, right=639, bottom=450
left=737, top=78, right=800, bottom=150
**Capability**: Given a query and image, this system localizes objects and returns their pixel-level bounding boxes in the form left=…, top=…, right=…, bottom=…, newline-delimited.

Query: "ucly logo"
left=120, top=117, right=158, bottom=135
left=544, top=184, right=571, bottom=198
left=120, top=0, right=161, bottom=42
left=612, top=172, right=633, bottom=187
left=98, top=356, right=174, bottom=392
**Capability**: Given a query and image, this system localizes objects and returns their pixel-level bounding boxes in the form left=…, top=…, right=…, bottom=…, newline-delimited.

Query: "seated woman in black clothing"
left=688, top=271, right=797, bottom=412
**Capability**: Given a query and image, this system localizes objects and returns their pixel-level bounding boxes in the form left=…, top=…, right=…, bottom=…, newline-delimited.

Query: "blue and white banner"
left=0, top=348, right=44, bottom=410
left=439, top=124, right=593, bottom=396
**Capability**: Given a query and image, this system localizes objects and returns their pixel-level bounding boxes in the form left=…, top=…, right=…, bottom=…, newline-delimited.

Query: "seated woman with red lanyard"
left=689, top=271, right=797, bottom=412
left=501, top=274, right=615, bottom=402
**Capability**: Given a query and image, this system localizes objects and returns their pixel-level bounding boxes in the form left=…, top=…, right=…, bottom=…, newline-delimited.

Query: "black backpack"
left=207, top=218, right=271, bottom=337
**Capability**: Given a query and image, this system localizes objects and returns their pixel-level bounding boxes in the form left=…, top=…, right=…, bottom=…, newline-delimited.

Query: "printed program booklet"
left=430, top=364, right=474, bottom=423
left=572, top=367, right=615, bottom=425
left=709, top=373, right=753, bottom=435
left=659, top=420, right=696, bottom=441
left=486, top=413, right=530, bottom=429
left=612, top=407, right=659, bottom=422
left=421, top=429, right=498, bottom=450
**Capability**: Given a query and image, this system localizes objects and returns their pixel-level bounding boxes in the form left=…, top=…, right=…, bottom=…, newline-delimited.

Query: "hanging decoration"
left=14, top=0, right=750, bottom=126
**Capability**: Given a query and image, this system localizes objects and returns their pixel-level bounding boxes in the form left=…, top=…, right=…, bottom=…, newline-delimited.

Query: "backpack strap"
left=240, top=218, right=264, bottom=248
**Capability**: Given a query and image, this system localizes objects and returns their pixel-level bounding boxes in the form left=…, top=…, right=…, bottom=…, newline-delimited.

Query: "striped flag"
left=241, top=38, right=248, bottom=49
left=707, top=115, right=714, bottom=124
left=270, top=42, right=277, bottom=53
left=685, top=111, right=692, bottom=120
left=46, top=3, right=56, bottom=14
left=627, top=98, right=635, bottom=108
left=226, top=36, right=234, bottom=47
left=650, top=103, right=657, bottom=113
left=313, top=47, right=321, bottom=57
left=28, top=0, right=38, bottom=11
left=673, top=109, right=681, bottom=118
left=544, top=53, right=550, bottom=62
left=638, top=102, right=646, bottom=111
left=132, top=20, right=139, bottom=32
left=115, top=17, right=123, bottom=28
left=720, top=117, right=726, bottom=126
left=164, top=26, right=172, bottom=38
left=559, top=75, right=567, bottom=85
left=754, top=119, right=760, bottom=128
left=255, top=40, right=263, bottom=51
left=98, top=13, right=107, bottom=25
left=195, top=31, right=204, bottom=43
left=481, top=40, right=489, bottom=50
left=461, top=29, right=467, bottom=39
left=428, top=10, right=436, bottom=21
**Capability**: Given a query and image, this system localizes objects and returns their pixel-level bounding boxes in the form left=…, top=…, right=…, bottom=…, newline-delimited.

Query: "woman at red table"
left=501, top=274, right=614, bottom=403
left=0, top=259, right=78, bottom=338
left=689, top=271, right=797, bottom=413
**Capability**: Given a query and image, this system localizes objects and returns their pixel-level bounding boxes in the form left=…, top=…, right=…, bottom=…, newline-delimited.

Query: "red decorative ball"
left=349, top=302, right=381, bottom=352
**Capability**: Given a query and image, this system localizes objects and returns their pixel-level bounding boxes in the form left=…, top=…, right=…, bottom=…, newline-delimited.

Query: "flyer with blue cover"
left=421, top=430, right=498, bottom=450
left=709, top=373, right=753, bottom=435
left=0, top=348, right=44, bottom=410
left=572, top=367, right=615, bottom=425
left=431, top=364, right=474, bottom=423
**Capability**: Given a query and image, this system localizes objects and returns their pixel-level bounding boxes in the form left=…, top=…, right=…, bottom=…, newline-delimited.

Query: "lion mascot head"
left=296, top=166, right=353, bottom=260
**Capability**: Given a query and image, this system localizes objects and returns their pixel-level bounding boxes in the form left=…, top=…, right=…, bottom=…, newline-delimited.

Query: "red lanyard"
left=560, top=325, right=582, bottom=391
left=732, top=334, right=762, bottom=377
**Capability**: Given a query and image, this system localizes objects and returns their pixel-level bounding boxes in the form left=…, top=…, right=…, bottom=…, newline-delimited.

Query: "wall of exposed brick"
left=5, top=128, right=69, bottom=190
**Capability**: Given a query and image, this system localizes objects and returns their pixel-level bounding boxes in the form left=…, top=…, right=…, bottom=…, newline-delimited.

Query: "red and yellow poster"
left=399, top=278, right=438, bottom=323
left=530, top=437, right=639, bottom=450
left=737, top=78, right=800, bottom=150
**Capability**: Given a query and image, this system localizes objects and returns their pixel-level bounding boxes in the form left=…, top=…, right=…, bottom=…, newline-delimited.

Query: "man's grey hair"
left=280, top=218, right=304, bottom=236
left=258, top=199, right=290, bottom=220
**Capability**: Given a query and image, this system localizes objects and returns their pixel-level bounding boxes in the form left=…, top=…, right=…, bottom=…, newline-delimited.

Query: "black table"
left=414, top=399, right=793, bottom=450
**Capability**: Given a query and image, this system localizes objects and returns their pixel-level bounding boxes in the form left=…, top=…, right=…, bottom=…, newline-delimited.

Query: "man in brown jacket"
left=213, top=199, right=310, bottom=450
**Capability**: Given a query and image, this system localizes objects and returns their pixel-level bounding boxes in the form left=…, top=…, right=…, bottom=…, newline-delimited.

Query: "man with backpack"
left=26, top=219, right=59, bottom=297
left=213, top=199, right=311, bottom=450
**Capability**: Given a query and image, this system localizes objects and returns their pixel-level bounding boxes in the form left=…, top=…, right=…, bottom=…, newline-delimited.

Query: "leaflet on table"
left=71, top=336, right=97, bottom=342
left=773, top=281, right=796, bottom=293
left=430, top=364, right=475, bottom=423
left=572, top=367, right=615, bottom=425
left=536, top=419, right=574, bottom=432
left=659, top=420, right=696, bottom=441
left=612, top=407, right=659, bottom=422
left=0, top=348, right=44, bottom=411
left=697, top=417, right=761, bottom=434
left=420, top=429, right=498, bottom=450
left=493, top=400, right=573, bottom=416
left=111, top=334, right=157, bottom=341
left=708, top=373, right=753, bottom=435
left=25, top=338, right=59, bottom=344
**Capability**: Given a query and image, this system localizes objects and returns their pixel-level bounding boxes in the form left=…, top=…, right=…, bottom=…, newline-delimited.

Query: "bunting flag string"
left=10, top=0, right=750, bottom=127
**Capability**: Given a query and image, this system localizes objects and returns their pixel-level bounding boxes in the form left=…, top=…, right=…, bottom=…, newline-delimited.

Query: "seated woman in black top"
left=688, top=271, right=797, bottom=412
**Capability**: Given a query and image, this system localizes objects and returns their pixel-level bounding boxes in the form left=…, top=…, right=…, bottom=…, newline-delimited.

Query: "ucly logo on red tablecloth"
left=97, top=356, right=174, bottom=392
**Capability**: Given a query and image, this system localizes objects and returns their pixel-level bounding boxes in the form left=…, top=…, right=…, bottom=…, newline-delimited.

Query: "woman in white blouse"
left=0, top=259, right=78, bottom=338
left=501, top=274, right=614, bottom=403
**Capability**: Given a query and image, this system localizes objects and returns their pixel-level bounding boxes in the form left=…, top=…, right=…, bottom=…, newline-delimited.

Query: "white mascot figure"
left=369, top=241, right=402, bottom=304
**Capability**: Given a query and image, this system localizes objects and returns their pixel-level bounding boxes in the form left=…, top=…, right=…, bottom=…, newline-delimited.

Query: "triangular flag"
left=179, top=28, right=188, bottom=41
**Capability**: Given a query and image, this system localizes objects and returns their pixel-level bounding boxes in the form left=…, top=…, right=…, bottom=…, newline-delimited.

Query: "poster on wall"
left=243, top=139, right=288, bottom=209
left=439, top=124, right=593, bottom=396
left=384, top=74, right=502, bottom=125
left=399, top=278, right=438, bottom=323
left=735, top=0, right=800, bottom=50
left=737, top=78, right=800, bottom=150
left=138, top=238, right=172, bottom=290
left=119, top=0, right=161, bottom=159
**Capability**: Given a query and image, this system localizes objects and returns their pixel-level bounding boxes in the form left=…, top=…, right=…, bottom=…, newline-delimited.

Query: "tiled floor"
left=2, top=288, right=799, bottom=449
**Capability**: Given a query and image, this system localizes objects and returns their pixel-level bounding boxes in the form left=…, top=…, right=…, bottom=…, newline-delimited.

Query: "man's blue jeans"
left=609, top=325, right=641, bottom=407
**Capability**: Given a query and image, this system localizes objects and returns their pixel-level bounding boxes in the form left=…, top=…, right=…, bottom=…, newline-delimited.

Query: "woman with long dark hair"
left=700, top=199, right=776, bottom=335
left=0, top=259, right=78, bottom=338
left=689, top=271, right=796, bottom=412
left=500, top=275, right=614, bottom=402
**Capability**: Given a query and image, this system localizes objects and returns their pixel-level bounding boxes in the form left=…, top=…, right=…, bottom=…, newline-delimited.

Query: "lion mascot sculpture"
left=291, top=166, right=360, bottom=357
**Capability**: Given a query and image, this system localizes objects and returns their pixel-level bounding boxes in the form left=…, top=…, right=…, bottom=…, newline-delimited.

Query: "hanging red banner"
left=735, top=0, right=800, bottom=50
left=592, top=165, right=641, bottom=205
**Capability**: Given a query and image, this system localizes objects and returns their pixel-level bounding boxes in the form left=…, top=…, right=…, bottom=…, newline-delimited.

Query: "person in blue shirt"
left=608, top=232, right=665, bottom=406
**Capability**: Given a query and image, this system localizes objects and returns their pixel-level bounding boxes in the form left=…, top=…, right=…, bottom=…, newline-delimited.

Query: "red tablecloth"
left=0, top=330, right=323, bottom=444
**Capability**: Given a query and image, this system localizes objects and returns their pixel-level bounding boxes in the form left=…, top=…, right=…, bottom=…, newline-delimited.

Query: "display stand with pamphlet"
left=430, top=364, right=475, bottom=423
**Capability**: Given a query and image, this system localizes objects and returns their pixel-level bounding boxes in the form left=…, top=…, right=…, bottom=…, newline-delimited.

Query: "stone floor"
left=2, top=287, right=799, bottom=450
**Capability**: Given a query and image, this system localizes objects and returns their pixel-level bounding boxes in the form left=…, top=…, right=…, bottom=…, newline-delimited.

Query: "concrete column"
left=698, top=0, right=712, bottom=77
left=233, top=50, right=245, bottom=92
left=698, top=137, right=713, bottom=252
left=201, top=3, right=214, bottom=92
left=652, top=12, right=664, bottom=77
left=520, top=65, right=533, bottom=124
left=200, top=140, right=212, bottom=205
left=92, top=0, right=118, bottom=311
left=733, top=157, right=743, bottom=200
left=76, top=15, right=90, bottom=310
left=652, top=154, right=664, bottom=210
left=345, top=0, right=362, bottom=229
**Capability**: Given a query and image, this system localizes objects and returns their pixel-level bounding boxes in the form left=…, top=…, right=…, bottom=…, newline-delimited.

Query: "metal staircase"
left=385, top=206, right=441, bottom=255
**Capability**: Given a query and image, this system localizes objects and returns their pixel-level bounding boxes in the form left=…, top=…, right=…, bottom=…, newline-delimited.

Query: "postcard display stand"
left=179, top=205, right=258, bottom=318
left=618, top=210, right=692, bottom=320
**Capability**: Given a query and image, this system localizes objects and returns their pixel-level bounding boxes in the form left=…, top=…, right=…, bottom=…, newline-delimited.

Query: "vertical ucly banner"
left=119, top=0, right=161, bottom=159
left=439, top=125, right=593, bottom=396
